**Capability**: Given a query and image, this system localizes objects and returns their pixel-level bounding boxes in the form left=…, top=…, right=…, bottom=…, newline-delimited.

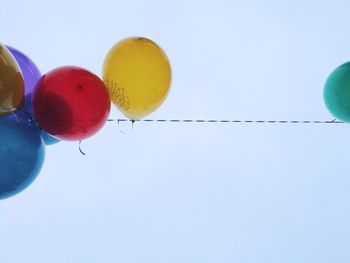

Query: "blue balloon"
left=0, top=119, right=45, bottom=200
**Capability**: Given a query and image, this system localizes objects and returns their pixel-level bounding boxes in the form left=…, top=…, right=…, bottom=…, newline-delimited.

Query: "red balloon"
left=32, top=66, right=111, bottom=141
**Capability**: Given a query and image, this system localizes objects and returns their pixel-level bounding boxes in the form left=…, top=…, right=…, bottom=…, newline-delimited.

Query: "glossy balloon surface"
left=103, top=37, right=171, bottom=120
left=0, top=44, right=24, bottom=117
left=32, top=66, right=111, bottom=141
left=0, top=119, right=45, bottom=200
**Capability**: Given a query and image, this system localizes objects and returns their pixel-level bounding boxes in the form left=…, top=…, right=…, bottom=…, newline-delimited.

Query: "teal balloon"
left=324, top=62, right=350, bottom=122
left=0, top=119, right=45, bottom=200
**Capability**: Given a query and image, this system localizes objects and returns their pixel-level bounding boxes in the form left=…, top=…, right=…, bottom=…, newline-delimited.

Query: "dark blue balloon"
left=0, top=119, right=45, bottom=200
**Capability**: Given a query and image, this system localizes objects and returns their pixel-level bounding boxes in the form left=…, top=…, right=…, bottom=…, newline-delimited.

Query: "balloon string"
left=108, top=119, right=135, bottom=134
left=79, top=141, right=87, bottom=155
left=107, top=118, right=345, bottom=124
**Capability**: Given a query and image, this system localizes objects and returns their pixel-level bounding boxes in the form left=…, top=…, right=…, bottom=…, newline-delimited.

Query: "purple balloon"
left=7, top=46, right=41, bottom=97
left=6, top=46, right=59, bottom=146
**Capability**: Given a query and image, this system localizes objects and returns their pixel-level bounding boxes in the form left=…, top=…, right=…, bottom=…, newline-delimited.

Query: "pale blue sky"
left=1, top=0, right=350, bottom=262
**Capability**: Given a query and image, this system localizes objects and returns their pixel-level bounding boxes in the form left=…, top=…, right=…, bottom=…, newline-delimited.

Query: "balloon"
left=324, top=62, right=350, bottom=123
left=32, top=66, right=111, bottom=141
left=0, top=43, right=24, bottom=117
left=103, top=37, right=172, bottom=120
left=6, top=46, right=60, bottom=145
left=7, top=46, right=41, bottom=113
left=0, top=119, right=45, bottom=200
left=6, top=46, right=41, bottom=107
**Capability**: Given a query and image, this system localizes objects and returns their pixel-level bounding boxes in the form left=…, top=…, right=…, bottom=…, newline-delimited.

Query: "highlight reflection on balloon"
left=0, top=119, right=45, bottom=200
left=103, top=37, right=172, bottom=120
left=0, top=44, right=24, bottom=117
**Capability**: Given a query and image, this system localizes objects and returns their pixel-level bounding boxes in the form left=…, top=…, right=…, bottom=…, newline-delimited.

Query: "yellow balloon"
left=103, top=37, right=172, bottom=120
left=0, top=44, right=24, bottom=117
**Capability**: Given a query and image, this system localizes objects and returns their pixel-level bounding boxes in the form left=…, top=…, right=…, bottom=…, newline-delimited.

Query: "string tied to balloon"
left=79, top=140, right=87, bottom=156
left=108, top=118, right=135, bottom=134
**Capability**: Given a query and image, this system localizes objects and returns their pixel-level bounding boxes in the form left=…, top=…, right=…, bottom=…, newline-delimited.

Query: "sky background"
left=1, top=0, right=350, bottom=262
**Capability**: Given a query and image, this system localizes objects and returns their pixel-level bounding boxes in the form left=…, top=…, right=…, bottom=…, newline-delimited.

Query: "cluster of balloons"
left=0, top=37, right=172, bottom=200
left=5, top=36, right=349, bottom=201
